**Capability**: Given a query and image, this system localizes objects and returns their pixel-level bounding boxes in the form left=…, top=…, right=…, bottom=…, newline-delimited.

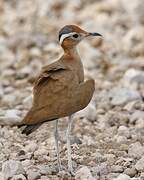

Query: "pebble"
left=24, top=141, right=38, bottom=152
left=104, top=154, right=115, bottom=164
left=115, top=135, right=127, bottom=144
left=109, top=87, right=141, bottom=106
left=135, top=156, right=144, bottom=171
left=124, top=167, right=137, bottom=177
left=2, top=160, right=25, bottom=180
left=130, top=110, right=144, bottom=123
left=93, top=162, right=108, bottom=176
left=75, top=166, right=95, bottom=180
left=128, top=142, right=144, bottom=158
left=123, top=69, right=144, bottom=86
left=27, top=169, right=41, bottom=180
left=38, top=164, right=52, bottom=175
left=76, top=102, right=96, bottom=122
left=0, top=109, right=22, bottom=125
left=117, top=125, right=130, bottom=138
left=111, top=165, right=124, bottom=173
left=11, top=174, right=26, bottom=180
left=22, top=95, right=33, bottom=109
left=113, top=174, right=131, bottom=180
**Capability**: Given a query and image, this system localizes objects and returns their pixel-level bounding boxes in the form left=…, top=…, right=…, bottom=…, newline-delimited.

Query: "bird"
left=20, top=25, right=102, bottom=175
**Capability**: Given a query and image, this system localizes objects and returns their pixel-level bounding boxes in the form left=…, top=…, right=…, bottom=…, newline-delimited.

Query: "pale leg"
left=66, top=115, right=74, bottom=174
left=54, top=119, right=61, bottom=171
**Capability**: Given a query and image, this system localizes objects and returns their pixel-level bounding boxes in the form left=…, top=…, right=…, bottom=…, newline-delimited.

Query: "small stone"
left=27, top=170, right=41, bottom=180
left=122, top=69, right=144, bottom=86
left=113, top=174, right=131, bottom=180
left=24, top=141, right=38, bottom=152
left=140, top=172, right=144, bottom=178
left=109, top=87, right=141, bottom=106
left=34, top=147, right=48, bottom=157
left=75, top=166, right=95, bottom=180
left=0, top=109, right=22, bottom=125
left=111, top=165, right=124, bottom=173
left=2, top=160, right=25, bottom=180
left=38, top=165, right=52, bottom=175
left=104, top=154, right=115, bottom=164
left=117, top=126, right=130, bottom=138
left=124, top=167, right=137, bottom=177
left=22, top=95, right=33, bottom=109
left=21, top=160, right=31, bottom=168
left=131, top=110, right=144, bottom=123
left=123, top=101, right=137, bottom=111
left=93, top=163, right=108, bottom=176
left=135, top=119, right=144, bottom=129
left=29, top=47, right=41, bottom=57
left=40, top=176, right=51, bottom=180
left=11, top=174, right=26, bottom=180
left=115, top=135, right=127, bottom=144
left=76, top=102, right=96, bottom=122
left=128, top=142, right=144, bottom=158
left=135, top=156, right=144, bottom=171
left=2, top=94, right=16, bottom=106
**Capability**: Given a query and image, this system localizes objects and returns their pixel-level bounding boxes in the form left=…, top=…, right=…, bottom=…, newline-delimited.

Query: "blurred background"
left=0, top=0, right=144, bottom=179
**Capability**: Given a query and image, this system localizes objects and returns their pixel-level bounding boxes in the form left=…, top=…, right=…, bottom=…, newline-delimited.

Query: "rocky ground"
left=0, top=0, right=144, bottom=179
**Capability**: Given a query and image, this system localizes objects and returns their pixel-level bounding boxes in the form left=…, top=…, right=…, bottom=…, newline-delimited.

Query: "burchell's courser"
left=21, top=25, right=102, bottom=174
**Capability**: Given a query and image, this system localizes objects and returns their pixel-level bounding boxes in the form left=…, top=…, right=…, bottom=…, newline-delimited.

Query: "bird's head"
left=59, top=25, right=102, bottom=49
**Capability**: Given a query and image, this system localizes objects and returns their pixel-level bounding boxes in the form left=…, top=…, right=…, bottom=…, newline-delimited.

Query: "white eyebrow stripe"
left=59, top=32, right=77, bottom=44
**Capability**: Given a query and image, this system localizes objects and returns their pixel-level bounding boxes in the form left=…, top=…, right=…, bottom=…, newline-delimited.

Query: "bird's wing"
left=34, top=61, right=67, bottom=87
left=22, top=61, right=79, bottom=125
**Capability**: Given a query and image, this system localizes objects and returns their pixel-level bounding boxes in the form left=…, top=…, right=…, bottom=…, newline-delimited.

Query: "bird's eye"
left=72, top=34, right=79, bottom=38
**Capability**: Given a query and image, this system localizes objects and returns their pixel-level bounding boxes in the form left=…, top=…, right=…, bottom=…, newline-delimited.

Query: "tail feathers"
left=21, top=123, right=42, bottom=135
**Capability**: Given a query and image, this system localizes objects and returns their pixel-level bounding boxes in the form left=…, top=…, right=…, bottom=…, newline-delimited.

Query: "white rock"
left=124, top=167, right=137, bottom=177
left=2, top=94, right=16, bottom=106
left=22, top=95, right=33, bottom=109
left=109, top=87, right=141, bottom=106
left=122, top=69, right=144, bottom=87
left=11, top=174, right=26, bottom=180
left=113, top=174, right=131, bottom=180
left=79, top=41, right=102, bottom=69
left=27, top=170, right=40, bottom=180
left=117, top=126, right=130, bottom=138
left=34, top=146, right=48, bottom=158
left=0, top=85, right=4, bottom=98
left=0, top=109, right=22, bottom=125
left=115, top=135, right=127, bottom=144
left=123, top=101, right=137, bottom=111
left=24, top=141, right=37, bottom=152
left=76, top=102, right=96, bottom=122
left=75, top=166, right=96, bottom=180
left=128, top=142, right=144, bottom=158
left=21, top=159, right=31, bottom=168
left=131, top=110, right=144, bottom=122
left=122, top=26, right=144, bottom=55
left=111, top=165, right=123, bottom=173
left=135, top=156, right=144, bottom=171
left=104, top=154, right=115, bottom=164
left=2, top=160, right=25, bottom=180
left=93, top=163, right=108, bottom=176
left=121, top=0, right=144, bottom=23
left=135, top=119, right=144, bottom=129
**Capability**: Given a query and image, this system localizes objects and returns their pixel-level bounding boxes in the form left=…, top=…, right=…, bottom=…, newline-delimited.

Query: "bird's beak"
left=85, top=32, right=102, bottom=37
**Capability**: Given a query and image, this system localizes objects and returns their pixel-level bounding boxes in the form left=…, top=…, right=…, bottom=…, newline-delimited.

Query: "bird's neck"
left=63, top=47, right=80, bottom=60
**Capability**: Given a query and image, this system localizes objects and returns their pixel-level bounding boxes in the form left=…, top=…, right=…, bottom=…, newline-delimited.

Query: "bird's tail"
left=21, top=123, right=42, bottom=135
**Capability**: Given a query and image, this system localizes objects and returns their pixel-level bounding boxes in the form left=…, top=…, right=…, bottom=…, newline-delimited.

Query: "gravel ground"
left=0, top=0, right=144, bottom=179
